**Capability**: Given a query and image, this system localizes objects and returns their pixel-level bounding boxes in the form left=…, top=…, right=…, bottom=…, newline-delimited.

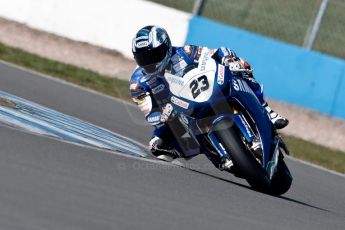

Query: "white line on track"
left=0, top=120, right=173, bottom=167
left=287, top=156, right=345, bottom=178
left=1, top=60, right=344, bottom=178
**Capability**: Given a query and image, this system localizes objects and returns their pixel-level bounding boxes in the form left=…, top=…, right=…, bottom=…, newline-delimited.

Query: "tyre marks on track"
left=0, top=91, right=147, bottom=157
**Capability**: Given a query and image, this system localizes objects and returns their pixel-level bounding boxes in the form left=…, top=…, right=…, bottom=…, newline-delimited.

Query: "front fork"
left=201, top=113, right=257, bottom=168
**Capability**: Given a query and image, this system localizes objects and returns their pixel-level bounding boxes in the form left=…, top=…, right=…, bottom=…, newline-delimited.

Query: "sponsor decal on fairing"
left=233, top=79, right=256, bottom=98
left=198, top=48, right=210, bottom=71
left=217, top=64, right=225, bottom=85
left=165, top=73, right=184, bottom=86
left=238, top=114, right=254, bottom=138
left=171, top=96, right=189, bottom=109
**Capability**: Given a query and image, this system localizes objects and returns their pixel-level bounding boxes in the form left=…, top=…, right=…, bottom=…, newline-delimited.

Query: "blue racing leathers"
left=129, top=45, right=265, bottom=156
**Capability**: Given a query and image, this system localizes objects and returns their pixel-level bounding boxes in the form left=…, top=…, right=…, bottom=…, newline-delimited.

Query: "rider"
left=129, top=25, right=289, bottom=167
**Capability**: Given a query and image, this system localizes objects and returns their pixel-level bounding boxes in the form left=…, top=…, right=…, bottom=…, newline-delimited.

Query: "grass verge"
left=284, top=135, right=345, bottom=174
left=0, top=42, right=131, bottom=101
left=0, top=42, right=344, bottom=174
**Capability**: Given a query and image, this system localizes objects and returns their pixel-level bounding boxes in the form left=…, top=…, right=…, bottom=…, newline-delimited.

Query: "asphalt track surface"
left=0, top=61, right=344, bottom=230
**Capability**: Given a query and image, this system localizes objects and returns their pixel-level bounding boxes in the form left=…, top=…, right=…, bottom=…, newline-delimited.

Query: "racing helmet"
left=132, top=25, right=172, bottom=75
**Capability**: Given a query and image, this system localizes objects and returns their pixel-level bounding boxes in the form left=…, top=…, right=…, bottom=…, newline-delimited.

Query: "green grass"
left=284, top=135, right=345, bottom=174
left=0, top=42, right=131, bottom=101
left=203, top=0, right=320, bottom=46
left=149, top=0, right=345, bottom=60
left=149, top=0, right=195, bottom=12
left=313, top=0, right=345, bottom=59
left=0, top=42, right=344, bottom=174
left=149, top=0, right=320, bottom=45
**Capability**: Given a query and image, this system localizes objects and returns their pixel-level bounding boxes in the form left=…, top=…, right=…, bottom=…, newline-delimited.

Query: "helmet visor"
left=134, top=43, right=169, bottom=74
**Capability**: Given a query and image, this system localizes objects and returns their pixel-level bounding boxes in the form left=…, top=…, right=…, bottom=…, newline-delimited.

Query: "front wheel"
left=270, top=157, right=292, bottom=195
left=213, top=120, right=270, bottom=192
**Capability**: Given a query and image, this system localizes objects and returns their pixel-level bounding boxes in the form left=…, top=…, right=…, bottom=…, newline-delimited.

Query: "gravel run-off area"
left=1, top=17, right=345, bottom=152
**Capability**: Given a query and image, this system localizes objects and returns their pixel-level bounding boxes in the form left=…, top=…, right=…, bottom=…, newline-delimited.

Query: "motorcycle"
left=162, top=49, right=293, bottom=195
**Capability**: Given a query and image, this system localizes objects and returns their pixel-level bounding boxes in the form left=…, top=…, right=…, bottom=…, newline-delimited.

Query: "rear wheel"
left=214, top=119, right=270, bottom=192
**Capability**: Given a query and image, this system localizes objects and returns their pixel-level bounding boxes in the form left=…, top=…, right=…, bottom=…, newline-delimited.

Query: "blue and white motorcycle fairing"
left=163, top=49, right=292, bottom=194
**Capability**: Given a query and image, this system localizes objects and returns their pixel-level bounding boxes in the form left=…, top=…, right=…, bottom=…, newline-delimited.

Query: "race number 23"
left=189, top=75, right=209, bottom=99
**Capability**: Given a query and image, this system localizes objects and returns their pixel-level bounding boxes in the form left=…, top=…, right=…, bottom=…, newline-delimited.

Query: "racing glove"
left=222, top=56, right=253, bottom=78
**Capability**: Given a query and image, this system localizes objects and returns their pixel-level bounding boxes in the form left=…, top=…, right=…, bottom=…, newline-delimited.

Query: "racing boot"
left=149, top=136, right=181, bottom=162
left=264, top=103, right=289, bottom=129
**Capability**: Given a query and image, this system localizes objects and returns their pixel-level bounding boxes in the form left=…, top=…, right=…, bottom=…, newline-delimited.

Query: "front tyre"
left=214, top=120, right=270, bottom=192
left=270, top=157, right=292, bottom=195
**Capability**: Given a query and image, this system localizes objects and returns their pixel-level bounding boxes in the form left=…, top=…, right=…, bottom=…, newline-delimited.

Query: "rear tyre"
left=214, top=120, right=270, bottom=192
